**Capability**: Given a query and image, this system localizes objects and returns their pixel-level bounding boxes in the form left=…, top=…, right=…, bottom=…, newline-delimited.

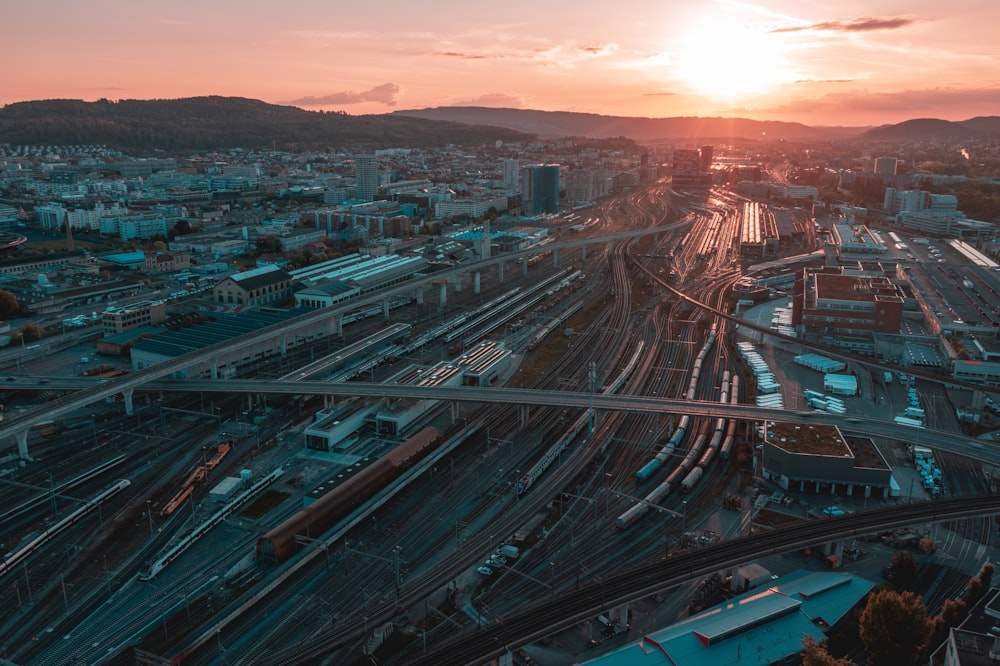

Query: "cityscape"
left=3, top=2, right=1000, bottom=666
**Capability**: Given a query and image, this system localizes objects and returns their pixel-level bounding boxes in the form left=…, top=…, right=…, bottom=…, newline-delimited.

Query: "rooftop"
left=765, top=422, right=850, bottom=457
left=580, top=570, right=874, bottom=666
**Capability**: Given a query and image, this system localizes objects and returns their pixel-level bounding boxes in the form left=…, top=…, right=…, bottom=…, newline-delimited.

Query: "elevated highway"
left=0, top=223, right=686, bottom=457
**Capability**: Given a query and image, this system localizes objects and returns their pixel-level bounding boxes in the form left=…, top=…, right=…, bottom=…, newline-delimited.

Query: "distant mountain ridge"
left=0, top=96, right=533, bottom=152
left=393, top=106, right=868, bottom=142
left=859, top=117, right=1000, bottom=141
left=2, top=97, right=997, bottom=150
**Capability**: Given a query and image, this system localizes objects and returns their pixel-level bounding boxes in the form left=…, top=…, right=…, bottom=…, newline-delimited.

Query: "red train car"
left=256, top=426, right=441, bottom=565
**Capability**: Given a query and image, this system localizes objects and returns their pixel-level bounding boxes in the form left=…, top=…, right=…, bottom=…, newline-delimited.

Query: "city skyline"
left=4, top=0, right=1000, bottom=127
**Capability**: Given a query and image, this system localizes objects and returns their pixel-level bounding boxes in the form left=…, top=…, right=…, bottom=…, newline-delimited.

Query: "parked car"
left=477, top=566, right=494, bottom=576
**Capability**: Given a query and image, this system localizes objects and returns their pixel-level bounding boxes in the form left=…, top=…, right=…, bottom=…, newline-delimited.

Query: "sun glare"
left=675, top=23, right=790, bottom=98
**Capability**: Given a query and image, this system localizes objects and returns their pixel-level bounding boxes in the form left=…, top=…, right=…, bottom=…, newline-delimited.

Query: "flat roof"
left=766, top=422, right=850, bottom=457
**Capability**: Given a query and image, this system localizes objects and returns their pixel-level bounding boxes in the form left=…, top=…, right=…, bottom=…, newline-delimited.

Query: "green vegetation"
left=0, top=97, right=534, bottom=153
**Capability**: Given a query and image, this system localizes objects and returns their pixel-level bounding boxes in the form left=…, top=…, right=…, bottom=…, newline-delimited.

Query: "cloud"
left=433, top=51, right=496, bottom=60
left=431, top=42, right=618, bottom=64
left=771, top=16, right=915, bottom=34
left=288, top=83, right=400, bottom=107
left=451, top=93, right=526, bottom=108
left=642, top=91, right=678, bottom=97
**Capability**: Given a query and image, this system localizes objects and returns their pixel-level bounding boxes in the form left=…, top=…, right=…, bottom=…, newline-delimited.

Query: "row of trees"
left=802, top=555, right=995, bottom=665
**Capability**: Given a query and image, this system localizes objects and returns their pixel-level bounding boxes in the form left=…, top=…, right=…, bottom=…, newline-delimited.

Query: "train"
left=516, top=413, right=589, bottom=495
left=141, top=467, right=284, bottom=581
left=256, top=427, right=442, bottom=566
left=517, top=340, right=642, bottom=496
left=720, top=375, right=739, bottom=460
left=618, top=360, right=733, bottom=529
left=634, top=324, right=717, bottom=483
left=0, top=479, right=131, bottom=580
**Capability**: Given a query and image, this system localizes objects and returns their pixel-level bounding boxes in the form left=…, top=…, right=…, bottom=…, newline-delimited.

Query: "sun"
left=674, top=23, right=791, bottom=99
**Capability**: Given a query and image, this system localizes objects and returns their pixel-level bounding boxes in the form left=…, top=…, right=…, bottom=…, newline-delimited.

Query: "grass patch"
left=239, top=489, right=290, bottom=519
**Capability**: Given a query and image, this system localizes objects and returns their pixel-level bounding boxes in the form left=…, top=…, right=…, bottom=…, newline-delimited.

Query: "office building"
left=522, top=164, right=560, bottom=216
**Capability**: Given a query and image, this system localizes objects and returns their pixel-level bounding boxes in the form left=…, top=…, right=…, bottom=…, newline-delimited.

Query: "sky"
left=4, top=0, right=1000, bottom=127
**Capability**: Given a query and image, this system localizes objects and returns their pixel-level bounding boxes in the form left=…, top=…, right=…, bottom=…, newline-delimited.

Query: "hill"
left=392, top=107, right=867, bottom=142
left=0, top=97, right=533, bottom=152
left=859, top=117, right=1000, bottom=142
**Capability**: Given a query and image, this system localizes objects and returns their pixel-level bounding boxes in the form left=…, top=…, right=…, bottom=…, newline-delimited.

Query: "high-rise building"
left=671, top=148, right=712, bottom=189
left=874, top=157, right=898, bottom=178
left=503, top=159, right=520, bottom=192
left=354, top=153, right=378, bottom=202
left=699, top=145, right=714, bottom=173
left=521, top=164, right=560, bottom=216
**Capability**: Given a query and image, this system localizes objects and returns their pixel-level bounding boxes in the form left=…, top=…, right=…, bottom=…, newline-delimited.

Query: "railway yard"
left=1, top=181, right=999, bottom=665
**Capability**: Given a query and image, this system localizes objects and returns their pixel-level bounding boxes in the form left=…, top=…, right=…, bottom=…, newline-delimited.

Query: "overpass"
left=0, top=223, right=686, bottom=458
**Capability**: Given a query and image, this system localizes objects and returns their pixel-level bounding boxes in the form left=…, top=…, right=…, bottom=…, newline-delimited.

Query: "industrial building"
left=101, top=300, right=167, bottom=335
left=792, top=268, right=904, bottom=342
left=375, top=361, right=464, bottom=436
left=303, top=401, right=383, bottom=452
left=212, top=264, right=293, bottom=310
left=579, top=569, right=874, bottom=666
left=130, top=306, right=328, bottom=377
left=761, top=422, right=895, bottom=498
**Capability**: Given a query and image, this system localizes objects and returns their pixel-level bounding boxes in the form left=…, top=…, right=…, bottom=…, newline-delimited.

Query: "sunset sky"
left=5, top=0, right=999, bottom=127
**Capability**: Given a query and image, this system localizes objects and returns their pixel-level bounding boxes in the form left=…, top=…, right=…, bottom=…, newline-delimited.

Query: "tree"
left=0, top=289, right=20, bottom=319
left=858, top=589, right=930, bottom=666
left=889, top=551, right=919, bottom=590
left=20, top=321, right=45, bottom=342
left=801, top=635, right=855, bottom=666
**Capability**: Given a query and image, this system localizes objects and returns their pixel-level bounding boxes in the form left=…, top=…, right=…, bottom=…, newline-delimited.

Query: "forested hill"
left=0, top=97, right=534, bottom=152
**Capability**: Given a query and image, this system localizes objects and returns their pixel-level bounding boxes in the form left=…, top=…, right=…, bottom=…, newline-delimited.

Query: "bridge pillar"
left=280, top=334, right=288, bottom=356
left=15, top=429, right=29, bottom=460
left=415, top=288, right=424, bottom=306
left=553, top=248, right=559, bottom=269
left=382, top=299, right=390, bottom=321
left=498, top=262, right=504, bottom=282
left=210, top=362, right=219, bottom=380
left=335, top=314, right=344, bottom=337
left=581, top=246, right=587, bottom=262
left=519, top=405, right=529, bottom=427
left=439, top=282, right=448, bottom=307
left=522, top=260, right=528, bottom=277
left=473, top=271, right=481, bottom=295
left=123, top=388, right=134, bottom=416
left=451, top=401, right=459, bottom=423
left=454, top=274, right=462, bottom=293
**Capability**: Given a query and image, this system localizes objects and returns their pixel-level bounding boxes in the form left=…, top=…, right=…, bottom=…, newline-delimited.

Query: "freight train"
left=634, top=324, right=717, bottom=483
left=256, top=427, right=441, bottom=565
left=617, top=363, right=732, bottom=529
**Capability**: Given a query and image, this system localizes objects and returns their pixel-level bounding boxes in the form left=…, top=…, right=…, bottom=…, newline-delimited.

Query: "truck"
left=500, top=544, right=520, bottom=559
left=883, top=371, right=892, bottom=384
left=904, top=407, right=926, bottom=419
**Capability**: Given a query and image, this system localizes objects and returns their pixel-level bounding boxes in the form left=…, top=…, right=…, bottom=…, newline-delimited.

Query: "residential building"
left=354, top=153, right=378, bottom=202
